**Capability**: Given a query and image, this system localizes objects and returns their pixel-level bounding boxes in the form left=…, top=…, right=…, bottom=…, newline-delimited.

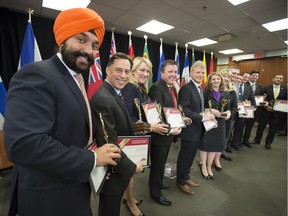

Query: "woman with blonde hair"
left=219, top=69, right=238, bottom=161
left=122, top=57, right=170, bottom=215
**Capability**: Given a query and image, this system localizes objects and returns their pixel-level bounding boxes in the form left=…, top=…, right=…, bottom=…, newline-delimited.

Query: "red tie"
left=169, top=87, right=177, bottom=108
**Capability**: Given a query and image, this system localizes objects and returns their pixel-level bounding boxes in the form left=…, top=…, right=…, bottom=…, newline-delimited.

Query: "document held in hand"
left=201, top=110, right=218, bottom=132
left=86, top=141, right=108, bottom=197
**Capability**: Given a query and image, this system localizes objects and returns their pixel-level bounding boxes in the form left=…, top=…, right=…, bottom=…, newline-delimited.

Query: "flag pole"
left=26, top=8, right=34, bottom=22
left=128, top=30, right=132, bottom=41
left=144, top=35, right=148, bottom=44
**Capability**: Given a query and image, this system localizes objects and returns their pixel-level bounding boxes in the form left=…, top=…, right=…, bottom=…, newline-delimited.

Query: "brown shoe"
left=176, top=182, right=194, bottom=195
left=185, top=179, right=200, bottom=187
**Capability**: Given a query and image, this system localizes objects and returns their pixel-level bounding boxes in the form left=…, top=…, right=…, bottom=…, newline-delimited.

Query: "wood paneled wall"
left=228, top=57, right=287, bottom=87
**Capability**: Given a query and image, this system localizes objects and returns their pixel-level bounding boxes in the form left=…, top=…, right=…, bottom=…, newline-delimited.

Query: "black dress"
left=199, top=90, right=230, bottom=152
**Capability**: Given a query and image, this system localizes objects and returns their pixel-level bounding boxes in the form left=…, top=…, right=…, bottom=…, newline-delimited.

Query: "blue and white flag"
left=0, top=75, right=6, bottom=130
left=173, top=43, right=180, bottom=93
left=157, top=39, right=165, bottom=81
left=18, top=20, right=42, bottom=69
left=181, top=48, right=190, bottom=86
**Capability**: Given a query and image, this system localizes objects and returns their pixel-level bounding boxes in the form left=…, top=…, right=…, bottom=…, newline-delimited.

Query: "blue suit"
left=4, top=55, right=95, bottom=216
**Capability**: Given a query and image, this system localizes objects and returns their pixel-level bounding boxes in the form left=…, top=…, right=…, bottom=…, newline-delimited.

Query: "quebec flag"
left=18, top=20, right=42, bottom=69
left=0, top=76, right=6, bottom=130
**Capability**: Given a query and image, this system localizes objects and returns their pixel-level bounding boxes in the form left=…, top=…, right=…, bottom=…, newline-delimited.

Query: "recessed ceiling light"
left=227, top=0, right=250, bottom=6
left=219, top=49, right=243, bottom=55
left=42, top=0, right=91, bottom=11
left=262, top=18, right=288, bottom=32
left=187, top=38, right=217, bottom=47
left=136, top=20, right=174, bottom=35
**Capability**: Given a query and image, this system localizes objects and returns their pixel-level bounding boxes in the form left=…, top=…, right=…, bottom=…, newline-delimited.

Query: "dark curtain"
left=0, top=7, right=210, bottom=90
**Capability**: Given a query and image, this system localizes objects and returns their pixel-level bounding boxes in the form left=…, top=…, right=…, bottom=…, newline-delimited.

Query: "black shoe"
left=151, top=195, right=172, bottom=206
left=221, top=154, right=232, bottom=161
left=231, top=145, right=239, bottom=151
left=208, top=175, right=215, bottom=180
left=124, top=201, right=145, bottom=216
left=213, top=164, right=222, bottom=172
left=251, top=140, right=260, bottom=144
left=225, top=146, right=232, bottom=153
left=161, top=184, right=169, bottom=190
left=122, top=198, right=143, bottom=206
left=265, top=144, right=271, bottom=150
left=199, top=165, right=209, bottom=180
left=242, top=142, right=252, bottom=148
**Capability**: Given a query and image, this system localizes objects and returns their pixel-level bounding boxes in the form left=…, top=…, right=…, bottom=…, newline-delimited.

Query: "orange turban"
left=54, top=8, right=105, bottom=48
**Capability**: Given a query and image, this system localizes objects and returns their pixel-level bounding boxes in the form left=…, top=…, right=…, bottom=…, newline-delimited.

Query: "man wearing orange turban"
left=54, top=7, right=105, bottom=47
left=4, top=7, right=122, bottom=216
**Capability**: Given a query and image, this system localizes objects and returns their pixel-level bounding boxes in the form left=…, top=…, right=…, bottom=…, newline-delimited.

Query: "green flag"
left=143, top=42, right=153, bottom=89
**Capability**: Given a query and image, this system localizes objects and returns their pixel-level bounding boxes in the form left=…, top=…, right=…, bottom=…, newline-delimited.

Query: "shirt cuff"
left=91, top=150, right=97, bottom=167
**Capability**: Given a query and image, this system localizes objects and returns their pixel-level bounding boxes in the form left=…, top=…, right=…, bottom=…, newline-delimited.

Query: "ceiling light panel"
left=188, top=38, right=217, bottom=47
left=42, top=0, right=91, bottom=11
left=136, top=20, right=174, bottom=35
left=219, top=48, right=244, bottom=55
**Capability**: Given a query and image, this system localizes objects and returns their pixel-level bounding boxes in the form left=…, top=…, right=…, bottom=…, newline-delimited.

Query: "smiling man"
left=4, top=8, right=121, bottom=216
left=176, top=61, right=214, bottom=196
left=148, top=60, right=182, bottom=206
left=90, top=52, right=141, bottom=215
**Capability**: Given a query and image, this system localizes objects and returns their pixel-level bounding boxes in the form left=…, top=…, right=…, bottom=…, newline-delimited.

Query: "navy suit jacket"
left=122, top=82, right=148, bottom=123
left=90, top=81, right=136, bottom=196
left=4, top=55, right=95, bottom=216
left=241, top=83, right=256, bottom=106
left=178, top=80, right=204, bottom=142
left=261, top=84, right=287, bottom=118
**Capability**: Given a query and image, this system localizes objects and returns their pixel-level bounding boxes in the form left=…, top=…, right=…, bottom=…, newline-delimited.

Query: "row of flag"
left=88, top=30, right=214, bottom=99
left=0, top=17, right=215, bottom=130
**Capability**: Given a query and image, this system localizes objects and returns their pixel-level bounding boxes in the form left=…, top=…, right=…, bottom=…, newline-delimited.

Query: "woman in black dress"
left=122, top=57, right=169, bottom=215
left=199, top=72, right=231, bottom=180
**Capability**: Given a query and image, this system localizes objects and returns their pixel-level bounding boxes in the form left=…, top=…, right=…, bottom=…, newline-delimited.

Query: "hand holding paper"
left=201, top=111, right=215, bottom=122
left=222, top=110, right=231, bottom=120
left=150, top=123, right=169, bottom=135
left=210, top=108, right=221, bottom=118
left=135, top=162, right=144, bottom=174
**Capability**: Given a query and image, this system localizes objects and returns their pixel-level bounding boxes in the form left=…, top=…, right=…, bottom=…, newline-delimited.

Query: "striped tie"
left=74, top=74, right=93, bottom=145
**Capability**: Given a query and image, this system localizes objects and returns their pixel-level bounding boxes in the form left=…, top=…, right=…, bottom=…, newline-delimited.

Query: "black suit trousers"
left=255, top=112, right=280, bottom=145
left=149, top=143, right=172, bottom=198
left=98, top=194, right=122, bottom=216
left=176, top=139, right=199, bottom=185
left=232, top=117, right=245, bottom=146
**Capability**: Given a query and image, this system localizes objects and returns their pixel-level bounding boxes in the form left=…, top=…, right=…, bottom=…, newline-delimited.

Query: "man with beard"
left=253, top=74, right=287, bottom=149
left=4, top=8, right=121, bottom=216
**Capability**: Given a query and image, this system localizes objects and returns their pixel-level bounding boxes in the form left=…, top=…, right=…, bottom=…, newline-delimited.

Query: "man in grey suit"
left=4, top=8, right=121, bottom=216
left=90, top=52, right=141, bottom=215
left=176, top=61, right=214, bottom=194
left=231, top=73, right=256, bottom=150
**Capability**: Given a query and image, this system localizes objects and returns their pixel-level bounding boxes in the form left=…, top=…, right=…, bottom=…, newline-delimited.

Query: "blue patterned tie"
left=239, top=84, right=243, bottom=101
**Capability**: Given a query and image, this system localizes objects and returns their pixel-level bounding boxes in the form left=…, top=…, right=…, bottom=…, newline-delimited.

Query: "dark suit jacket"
left=178, top=80, right=204, bottom=142
left=241, top=83, right=256, bottom=106
left=4, top=55, right=95, bottom=216
left=122, top=82, right=148, bottom=123
left=148, top=79, right=175, bottom=145
left=261, top=84, right=287, bottom=118
left=90, top=81, right=136, bottom=196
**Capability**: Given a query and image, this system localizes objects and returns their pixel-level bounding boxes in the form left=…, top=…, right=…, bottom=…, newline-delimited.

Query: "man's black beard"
left=61, top=43, right=94, bottom=74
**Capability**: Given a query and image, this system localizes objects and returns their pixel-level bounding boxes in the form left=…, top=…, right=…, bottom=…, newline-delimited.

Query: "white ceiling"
left=1, top=0, right=287, bottom=58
